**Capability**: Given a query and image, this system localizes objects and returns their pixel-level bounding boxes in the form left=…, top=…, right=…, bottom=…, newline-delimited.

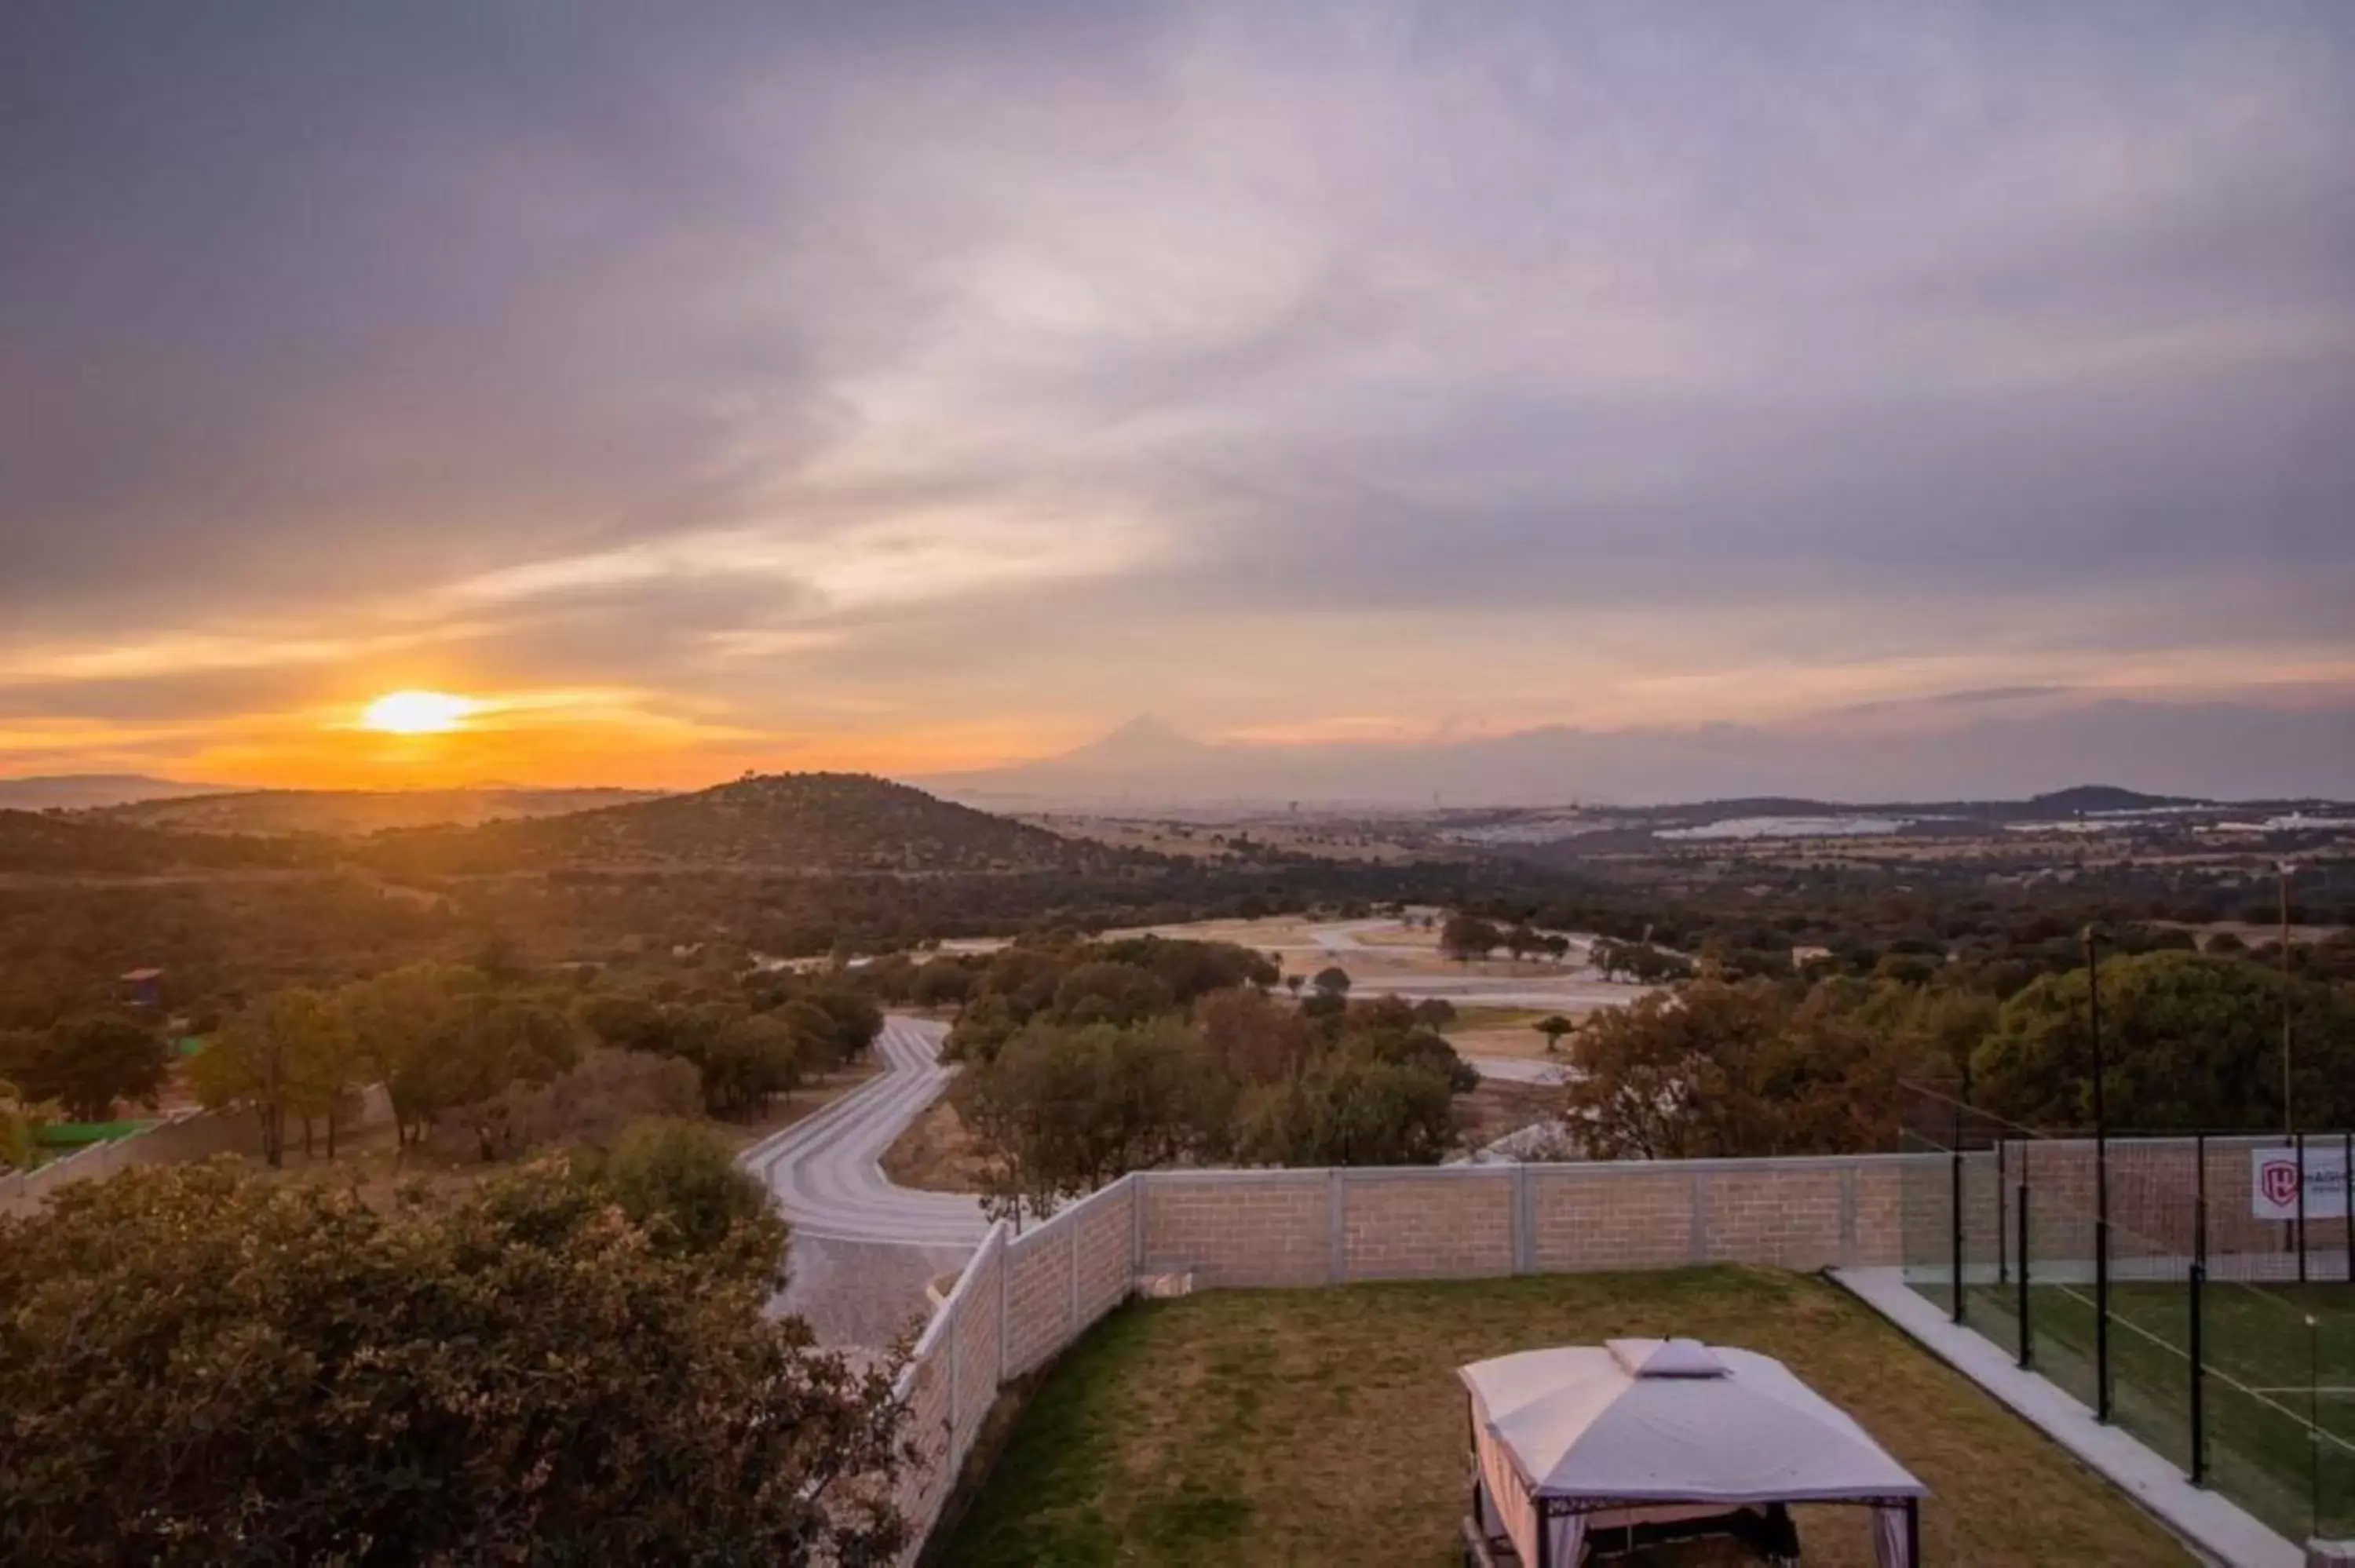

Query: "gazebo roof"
left=1459, top=1338, right=1926, bottom=1507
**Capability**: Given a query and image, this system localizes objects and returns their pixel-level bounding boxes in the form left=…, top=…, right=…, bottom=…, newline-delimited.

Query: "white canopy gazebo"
left=1460, top=1338, right=1926, bottom=1566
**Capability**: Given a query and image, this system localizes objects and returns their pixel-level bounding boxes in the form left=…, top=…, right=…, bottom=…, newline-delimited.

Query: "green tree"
left=1, top=1012, right=166, bottom=1123
left=800, top=985, right=885, bottom=1067
left=190, top=988, right=346, bottom=1168
left=911, top=957, right=977, bottom=1012
left=0, top=1076, right=40, bottom=1169
left=952, top=1018, right=1215, bottom=1227
left=697, top=1011, right=806, bottom=1117
left=1564, top=979, right=1918, bottom=1159
left=1237, top=1058, right=1458, bottom=1166
left=580, top=1117, right=787, bottom=1280
left=1050, top=961, right=1174, bottom=1027
left=341, top=965, right=476, bottom=1147
left=1310, top=965, right=1352, bottom=999
left=1971, top=950, right=2355, bottom=1132
left=0, top=1158, right=903, bottom=1564
left=1440, top=914, right=1502, bottom=964
left=1535, top=1014, right=1575, bottom=1055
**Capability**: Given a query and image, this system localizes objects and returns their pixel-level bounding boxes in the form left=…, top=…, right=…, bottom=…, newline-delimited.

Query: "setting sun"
left=360, top=689, right=478, bottom=735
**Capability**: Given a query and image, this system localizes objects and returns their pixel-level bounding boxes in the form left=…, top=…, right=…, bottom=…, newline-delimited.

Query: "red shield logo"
left=2262, top=1159, right=2302, bottom=1208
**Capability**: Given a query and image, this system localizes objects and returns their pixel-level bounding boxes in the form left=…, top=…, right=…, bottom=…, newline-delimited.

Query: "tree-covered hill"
left=96, top=786, right=662, bottom=837
left=0, top=810, right=320, bottom=875
left=364, top=773, right=1133, bottom=876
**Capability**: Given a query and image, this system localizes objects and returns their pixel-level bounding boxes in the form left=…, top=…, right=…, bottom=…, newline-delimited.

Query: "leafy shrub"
left=0, top=1158, right=902, bottom=1565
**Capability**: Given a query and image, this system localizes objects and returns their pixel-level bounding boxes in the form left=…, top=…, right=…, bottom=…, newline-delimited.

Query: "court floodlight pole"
left=2298, top=1129, right=2309, bottom=1286
left=2309, top=1313, right=2322, bottom=1543
left=2190, top=1130, right=2207, bottom=1487
left=1952, top=1099, right=1966, bottom=1325
left=2087, top=924, right=2111, bottom=1424
left=2280, top=859, right=2295, bottom=1138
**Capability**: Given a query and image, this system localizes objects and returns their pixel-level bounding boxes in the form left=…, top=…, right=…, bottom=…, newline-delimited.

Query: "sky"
left=3, top=1, right=2353, bottom=794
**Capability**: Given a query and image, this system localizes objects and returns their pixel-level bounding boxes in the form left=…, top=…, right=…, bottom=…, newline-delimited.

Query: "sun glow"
left=359, top=689, right=478, bottom=735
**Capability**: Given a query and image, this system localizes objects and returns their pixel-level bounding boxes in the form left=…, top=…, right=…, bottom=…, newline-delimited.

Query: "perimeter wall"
left=889, top=1151, right=1927, bottom=1561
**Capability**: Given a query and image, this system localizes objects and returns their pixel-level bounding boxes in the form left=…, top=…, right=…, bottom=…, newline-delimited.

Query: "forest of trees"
left=928, top=937, right=1478, bottom=1222
left=1561, top=946, right=2355, bottom=1158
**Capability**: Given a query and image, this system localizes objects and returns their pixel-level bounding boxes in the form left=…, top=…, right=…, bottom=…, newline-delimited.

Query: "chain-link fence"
left=1900, top=1084, right=2355, bottom=1544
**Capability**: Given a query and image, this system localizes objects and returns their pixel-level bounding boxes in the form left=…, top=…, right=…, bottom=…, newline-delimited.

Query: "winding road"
left=745, top=1016, right=987, bottom=1248
left=744, top=919, right=1648, bottom=1340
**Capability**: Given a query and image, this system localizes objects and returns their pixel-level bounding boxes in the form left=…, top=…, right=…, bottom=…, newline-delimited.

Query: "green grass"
left=940, top=1267, right=2191, bottom=1567
left=1957, top=1278, right=2355, bottom=1541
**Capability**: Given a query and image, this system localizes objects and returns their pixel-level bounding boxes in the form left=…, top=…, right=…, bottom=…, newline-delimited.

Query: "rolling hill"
left=97, top=786, right=663, bottom=837
left=365, top=772, right=1118, bottom=875
left=0, top=774, right=224, bottom=811
left=0, top=810, right=321, bottom=875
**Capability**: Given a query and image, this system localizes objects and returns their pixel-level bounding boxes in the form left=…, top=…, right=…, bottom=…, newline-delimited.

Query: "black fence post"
left=1996, top=1136, right=2009, bottom=1287
left=2188, top=1253, right=2206, bottom=1486
left=2087, top=928, right=2112, bottom=1425
left=2190, top=1136, right=2207, bottom=1487
left=2017, top=1173, right=2034, bottom=1371
left=2298, top=1130, right=2309, bottom=1286
left=2094, top=1204, right=2112, bottom=1422
left=1951, top=1103, right=1966, bottom=1325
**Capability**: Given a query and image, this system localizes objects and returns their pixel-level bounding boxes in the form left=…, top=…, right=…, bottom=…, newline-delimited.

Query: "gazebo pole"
left=1907, top=1497, right=1922, bottom=1565
left=1534, top=1501, right=1550, bottom=1568
left=1466, top=1395, right=1477, bottom=1533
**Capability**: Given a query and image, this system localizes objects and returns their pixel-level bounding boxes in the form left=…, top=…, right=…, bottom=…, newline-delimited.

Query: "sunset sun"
left=360, top=689, right=478, bottom=735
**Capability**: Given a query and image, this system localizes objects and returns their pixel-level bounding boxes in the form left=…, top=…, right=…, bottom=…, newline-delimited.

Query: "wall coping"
left=1136, top=1150, right=1934, bottom=1187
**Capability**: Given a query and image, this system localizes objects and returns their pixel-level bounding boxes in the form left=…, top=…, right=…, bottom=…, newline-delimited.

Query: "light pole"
left=2280, top=859, right=2295, bottom=1137
left=2086, top=923, right=2111, bottom=1424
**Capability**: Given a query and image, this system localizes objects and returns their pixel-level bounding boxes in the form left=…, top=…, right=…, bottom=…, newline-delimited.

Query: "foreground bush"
left=579, top=1115, right=787, bottom=1277
left=0, top=1158, right=904, bottom=1565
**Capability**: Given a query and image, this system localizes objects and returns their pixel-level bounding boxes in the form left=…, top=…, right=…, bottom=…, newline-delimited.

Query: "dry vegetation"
left=878, top=1098, right=988, bottom=1192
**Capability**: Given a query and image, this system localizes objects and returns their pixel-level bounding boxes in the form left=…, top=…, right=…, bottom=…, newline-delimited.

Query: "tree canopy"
left=0, top=1012, right=166, bottom=1123
left=1970, top=950, right=2355, bottom=1132
left=0, top=1156, right=902, bottom=1566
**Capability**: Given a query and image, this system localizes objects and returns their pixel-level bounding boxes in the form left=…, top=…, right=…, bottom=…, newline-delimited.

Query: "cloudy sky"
left=4, top=1, right=2353, bottom=792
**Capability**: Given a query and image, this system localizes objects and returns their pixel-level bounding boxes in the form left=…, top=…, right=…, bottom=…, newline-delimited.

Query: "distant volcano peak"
left=1071, top=716, right=1212, bottom=758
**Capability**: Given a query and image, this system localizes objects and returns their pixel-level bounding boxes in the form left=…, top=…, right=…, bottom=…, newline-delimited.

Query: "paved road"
left=746, top=1017, right=984, bottom=1344
left=745, top=1016, right=988, bottom=1248
left=743, top=926, right=1626, bottom=1335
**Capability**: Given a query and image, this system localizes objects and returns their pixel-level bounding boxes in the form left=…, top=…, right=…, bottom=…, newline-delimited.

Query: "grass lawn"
left=941, top=1267, right=2191, bottom=1566
left=1959, top=1277, right=2355, bottom=1541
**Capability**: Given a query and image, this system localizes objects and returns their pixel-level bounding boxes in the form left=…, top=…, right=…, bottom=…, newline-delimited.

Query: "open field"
left=1098, top=917, right=1587, bottom=982
left=1955, top=1277, right=2355, bottom=1541
left=1101, top=914, right=1340, bottom=949
left=1028, top=815, right=1422, bottom=863
left=1444, top=1004, right=1586, bottom=1061
left=944, top=1267, right=2189, bottom=1566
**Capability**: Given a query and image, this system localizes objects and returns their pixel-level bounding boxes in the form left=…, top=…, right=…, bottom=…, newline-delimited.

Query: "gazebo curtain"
left=1543, top=1510, right=1587, bottom=1566
left=1475, top=1427, right=1538, bottom=1566
left=1872, top=1501, right=1915, bottom=1567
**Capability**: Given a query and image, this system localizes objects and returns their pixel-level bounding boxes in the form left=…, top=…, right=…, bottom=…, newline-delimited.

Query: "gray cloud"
left=2, top=0, right=2353, bottom=782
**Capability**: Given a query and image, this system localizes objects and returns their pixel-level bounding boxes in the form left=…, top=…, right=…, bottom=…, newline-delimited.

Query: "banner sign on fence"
left=2249, top=1144, right=2351, bottom=1220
